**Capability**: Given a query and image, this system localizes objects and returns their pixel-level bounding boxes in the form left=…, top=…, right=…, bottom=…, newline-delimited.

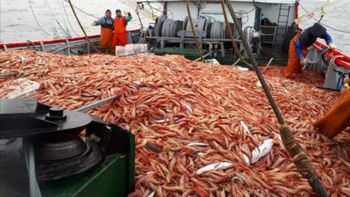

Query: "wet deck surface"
left=259, top=44, right=289, bottom=66
left=154, top=43, right=290, bottom=68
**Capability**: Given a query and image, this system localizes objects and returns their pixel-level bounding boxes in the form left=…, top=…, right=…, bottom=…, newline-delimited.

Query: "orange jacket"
left=114, top=17, right=127, bottom=34
left=313, top=89, right=350, bottom=138
left=284, top=34, right=308, bottom=78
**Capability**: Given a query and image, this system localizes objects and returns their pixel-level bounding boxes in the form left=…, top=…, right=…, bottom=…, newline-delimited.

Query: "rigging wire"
left=64, top=0, right=98, bottom=19
left=319, top=22, right=350, bottom=34
left=297, top=1, right=350, bottom=34
left=235, top=10, right=250, bottom=25
left=52, top=13, right=72, bottom=37
left=61, top=0, right=144, bottom=30
left=27, top=0, right=52, bottom=36
left=43, top=0, right=59, bottom=37
left=60, top=0, right=79, bottom=36
left=135, top=10, right=144, bottom=29
left=49, top=2, right=72, bottom=37
left=45, top=0, right=72, bottom=37
left=63, top=0, right=148, bottom=30
left=62, top=17, right=71, bottom=36
left=45, top=0, right=71, bottom=37
left=241, top=7, right=257, bottom=14
left=63, top=0, right=143, bottom=25
left=146, top=2, right=174, bottom=19
left=67, top=0, right=101, bottom=53
left=147, top=2, right=155, bottom=17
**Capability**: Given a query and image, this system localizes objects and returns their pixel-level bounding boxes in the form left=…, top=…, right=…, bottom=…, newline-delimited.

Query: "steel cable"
left=45, top=0, right=71, bottom=37
left=43, top=0, right=59, bottom=38
left=67, top=0, right=101, bottom=54
left=27, top=0, right=51, bottom=36
left=47, top=0, right=72, bottom=37
left=297, top=0, right=350, bottom=34
left=60, top=0, right=79, bottom=36
left=64, top=0, right=98, bottom=19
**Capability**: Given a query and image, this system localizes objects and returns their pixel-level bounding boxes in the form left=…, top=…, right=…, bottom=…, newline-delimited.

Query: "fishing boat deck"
left=259, top=44, right=289, bottom=66
left=1, top=50, right=348, bottom=196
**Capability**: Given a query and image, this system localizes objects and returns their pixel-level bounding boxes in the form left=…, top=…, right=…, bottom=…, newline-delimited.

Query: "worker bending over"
left=284, top=23, right=335, bottom=78
left=92, top=10, right=114, bottom=53
left=112, top=9, right=132, bottom=50
left=313, top=77, right=350, bottom=138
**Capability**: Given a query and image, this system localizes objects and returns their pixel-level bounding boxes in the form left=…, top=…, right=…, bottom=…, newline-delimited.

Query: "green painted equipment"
left=0, top=99, right=135, bottom=197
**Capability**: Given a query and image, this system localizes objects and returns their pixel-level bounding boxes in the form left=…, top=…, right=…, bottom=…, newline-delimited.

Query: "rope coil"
left=161, top=19, right=178, bottom=37
left=210, top=21, right=226, bottom=39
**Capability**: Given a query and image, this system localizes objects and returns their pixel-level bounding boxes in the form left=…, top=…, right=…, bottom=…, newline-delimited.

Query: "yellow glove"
left=345, top=77, right=350, bottom=84
left=328, top=43, right=336, bottom=50
left=300, top=59, right=307, bottom=66
left=344, top=77, right=350, bottom=90
left=345, top=84, right=350, bottom=90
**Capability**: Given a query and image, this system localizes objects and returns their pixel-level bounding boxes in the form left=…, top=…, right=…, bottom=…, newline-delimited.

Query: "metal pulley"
left=0, top=98, right=135, bottom=197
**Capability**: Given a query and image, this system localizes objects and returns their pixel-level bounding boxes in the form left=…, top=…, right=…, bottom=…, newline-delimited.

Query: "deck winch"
left=0, top=99, right=135, bottom=197
left=148, top=14, right=260, bottom=58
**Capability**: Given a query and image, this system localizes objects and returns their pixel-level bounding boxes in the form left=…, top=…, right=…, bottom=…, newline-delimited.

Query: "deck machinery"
left=0, top=99, right=135, bottom=197
left=139, top=0, right=297, bottom=59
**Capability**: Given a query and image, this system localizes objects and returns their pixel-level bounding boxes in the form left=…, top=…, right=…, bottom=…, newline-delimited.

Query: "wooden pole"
left=222, top=0, right=328, bottom=196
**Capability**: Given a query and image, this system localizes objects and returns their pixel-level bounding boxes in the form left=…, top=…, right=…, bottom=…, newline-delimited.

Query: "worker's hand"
left=328, top=43, right=336, bottom=50
left=92, top=21, right=97, bottom=26
left=124, top=10, right=130, bottom=15
left=344, top=77, right=350, bottom=89
left=300, top=59, right=307, bottom=66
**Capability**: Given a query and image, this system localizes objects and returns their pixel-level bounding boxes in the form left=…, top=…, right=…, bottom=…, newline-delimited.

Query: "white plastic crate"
left=115, top=44, right=148, bottom=56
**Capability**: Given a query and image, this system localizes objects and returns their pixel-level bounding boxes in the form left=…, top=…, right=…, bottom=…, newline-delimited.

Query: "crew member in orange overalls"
left=313, top=77, right=350, bottom=138
left=92, top=9, right=114, bottom=53
left=112, top=9, right=132, bottom=50
left=284, top=23, right=336, bottom=78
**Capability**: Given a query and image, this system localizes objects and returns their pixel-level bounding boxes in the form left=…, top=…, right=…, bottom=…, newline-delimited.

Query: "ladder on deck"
left=138, top=29, right=147, bottom=44
left=274, top=4, right=291, bottom=45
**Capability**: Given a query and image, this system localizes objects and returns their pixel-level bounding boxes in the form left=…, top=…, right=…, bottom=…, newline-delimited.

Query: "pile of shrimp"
left=261, top=66, right=326, bottom=87
left=1, top=50, right=349, bottom=197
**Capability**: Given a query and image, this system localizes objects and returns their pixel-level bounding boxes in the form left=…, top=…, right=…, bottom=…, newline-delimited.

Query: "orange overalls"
left=98, top=17, right=114, bottom=51
left=284, top=34, right=308, bottom=78
left=313, top=89, right=350, bottom=138
left=112, top=17, right=128, bottom=49
left=100, top=27, right=113, bottom=50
